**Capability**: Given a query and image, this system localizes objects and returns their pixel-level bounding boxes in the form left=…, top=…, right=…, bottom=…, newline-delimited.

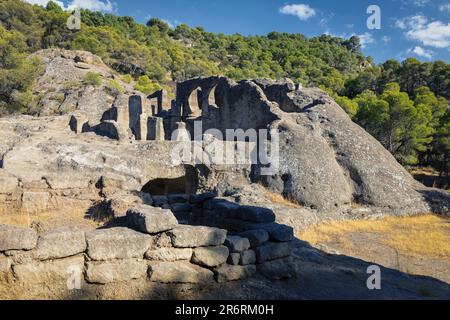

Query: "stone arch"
left=207, top=85, right=218, bottom=108
left=186, top=87, right=202, bottom=117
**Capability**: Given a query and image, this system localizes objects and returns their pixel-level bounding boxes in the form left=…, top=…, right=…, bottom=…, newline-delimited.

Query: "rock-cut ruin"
left=0, top=49, right=448, bottom=298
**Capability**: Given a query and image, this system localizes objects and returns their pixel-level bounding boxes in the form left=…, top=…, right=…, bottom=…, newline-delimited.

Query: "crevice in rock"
left=321, top=129, right=367, bottom=206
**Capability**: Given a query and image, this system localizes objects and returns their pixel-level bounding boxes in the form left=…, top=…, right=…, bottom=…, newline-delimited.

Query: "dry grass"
left=0, top=209, right=100, bottom=230
left=299, top=214, right=450, bottom=259
left=266, top=191, right=302, bottom=208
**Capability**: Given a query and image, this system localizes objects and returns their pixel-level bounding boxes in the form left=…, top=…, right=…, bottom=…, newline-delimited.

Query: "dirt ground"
left=299, top=214, right=450, bottom=284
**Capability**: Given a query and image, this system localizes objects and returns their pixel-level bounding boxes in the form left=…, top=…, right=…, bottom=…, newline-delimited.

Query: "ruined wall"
left=0, top=194, right=296, bottom=292
left=174, top=77, right=280, bottom=139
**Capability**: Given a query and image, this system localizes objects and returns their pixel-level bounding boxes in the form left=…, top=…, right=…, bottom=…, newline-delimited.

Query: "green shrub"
left=134, top=75, right=161, bottom=95
left=63, top=80, right=81, bottom=91
left=82, top=72, right=102, bottom=87
left=50, top=92, right=66, bottom=104
left=106, top=79, right=124, bottom=96
left=121, top=74, right=133, bottom=84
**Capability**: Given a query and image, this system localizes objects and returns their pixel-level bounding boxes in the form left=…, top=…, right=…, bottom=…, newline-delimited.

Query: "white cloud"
left=24, top=0, right=65, bottom=8
left=408, top=46, right=434, bottom=58
left=358, top=32, right=375, bottom=48
left=68, top=0, right=116, bottom=13
left=395, top=15, right=450, bottom=49
left=413, top=0, right=430, bottom=7
left=407, top=21, right=450, bottom=48
left=24, top=0, right=116, bottom=13
left=382, top=36, right=391, bottom=43
left=440, top=3, right=450, bottom=12
left=279, top=4, right=316, bottom=21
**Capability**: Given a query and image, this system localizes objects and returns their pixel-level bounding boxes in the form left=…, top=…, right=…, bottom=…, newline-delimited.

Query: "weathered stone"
left=170, top=203, right=191, bottom=212
left=21, top=192, right=53, bottom=214
left=214, top=201, right=241, bottom=218
left=86, top=259, right=147, bottom=284
left=173, top=211, right=191, bottom=222
left=227, top=253, right=240, bottom=265
left=0, top=175, right=18, bottom=194
left=152, top=196, right=168, bottom=207
left=34, top=228, right=86, bottom=260
left=191, top=246, right=229, bottom=268
left=107, top=191, right=152, bottom=218
left=238, top=230, right=269, bottom=247
left=0, top=255, right=11, bottom=275
left=246, top=223, right=294, bottom=242
left=0, top=225, right=38, bottom=251
left=190, top=192, right=216, bottom=204
left=257, top=257, right=296, bottom=280
left=127, top=205, right=178, bottom=234
left=152, top=233, right=172, bottom=248
left=3, top=250, right=34, bottom=264
left=238, top=206, right=275, bottom=223
left=13, top=256, right=84, bottom=284
left=254, top=242, right=292, bottom=263
left=214, top=265, right=256, bottom=283
left=168, top=226, right=227, bottom=248
left=86, top=227, right=152, bottom=261
left=240, top=250, right=256, bottom=265
left=167, top=194, right=189, bottom=204
left=224, top=236, right=251, bottom=253
left=45, top=175, right=90, bottom=190
left=145, top=248, right=193, bottom=261
left=149, top=261, right=214, bottom=284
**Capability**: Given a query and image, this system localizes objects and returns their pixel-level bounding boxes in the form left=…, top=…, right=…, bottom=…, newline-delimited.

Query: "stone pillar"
left=172, top=122, right=191, bottom=142
left=139, top=113, right=149, bottom=141
left=147, top=117, right=165, bottom=141
left=114, top=94, right=130, bottom=137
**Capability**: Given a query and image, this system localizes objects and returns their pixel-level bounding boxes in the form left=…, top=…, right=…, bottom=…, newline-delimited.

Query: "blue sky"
left=26, top=0, right=450, bottom=63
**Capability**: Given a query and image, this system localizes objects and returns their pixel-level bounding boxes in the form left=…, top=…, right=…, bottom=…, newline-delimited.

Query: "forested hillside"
left=0, top=0, right=448, bottom=173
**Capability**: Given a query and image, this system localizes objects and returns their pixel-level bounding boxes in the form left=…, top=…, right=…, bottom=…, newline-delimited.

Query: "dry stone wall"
left=0, top=193, right=296, bottom=288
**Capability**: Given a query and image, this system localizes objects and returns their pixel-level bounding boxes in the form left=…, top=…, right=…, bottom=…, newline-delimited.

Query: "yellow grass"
left=266, top=191, right=302, bottom=208
left=299, top=214, right=450, bottom=259
left=0, top=209, right=100, bottom=230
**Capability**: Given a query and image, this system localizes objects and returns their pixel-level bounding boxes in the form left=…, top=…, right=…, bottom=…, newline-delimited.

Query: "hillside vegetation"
left=0, top=0, right=448, bottom=174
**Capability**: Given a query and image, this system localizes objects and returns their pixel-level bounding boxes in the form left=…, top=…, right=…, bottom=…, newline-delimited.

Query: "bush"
left=82, top=72, right=102, bottom=87
left=106, top=79, right=124, bottom=96
left=63, top=80, right=81, bottom=91
left=134, top=75, right=161, bottom=95
left=121, top=74, right=133, bottom=84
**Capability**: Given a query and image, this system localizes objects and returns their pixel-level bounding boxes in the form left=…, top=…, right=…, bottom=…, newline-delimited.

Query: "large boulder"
left=168, top=226, right=227, bottom=248
left=191, top=246, right=229, bottom=267
left=33, top=228, right=86, bottom=261
left=224, top=236, right=250, bottom=253
left=127, top=205, right=178, bottom=234
left=0, top=225, right=38, bottom=251
left=86, top=259, right=148, bottom=284
left=214, top=265, right=256, bottom=283
left=254, top=242, right=292, bottom=263
left=148, top=261, right=214, bottom=284
left=86, top=227, right=152, bottom=261
left=13, top=256, right=85, bottom=284
left=145, top=248, right=193, bottom=261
